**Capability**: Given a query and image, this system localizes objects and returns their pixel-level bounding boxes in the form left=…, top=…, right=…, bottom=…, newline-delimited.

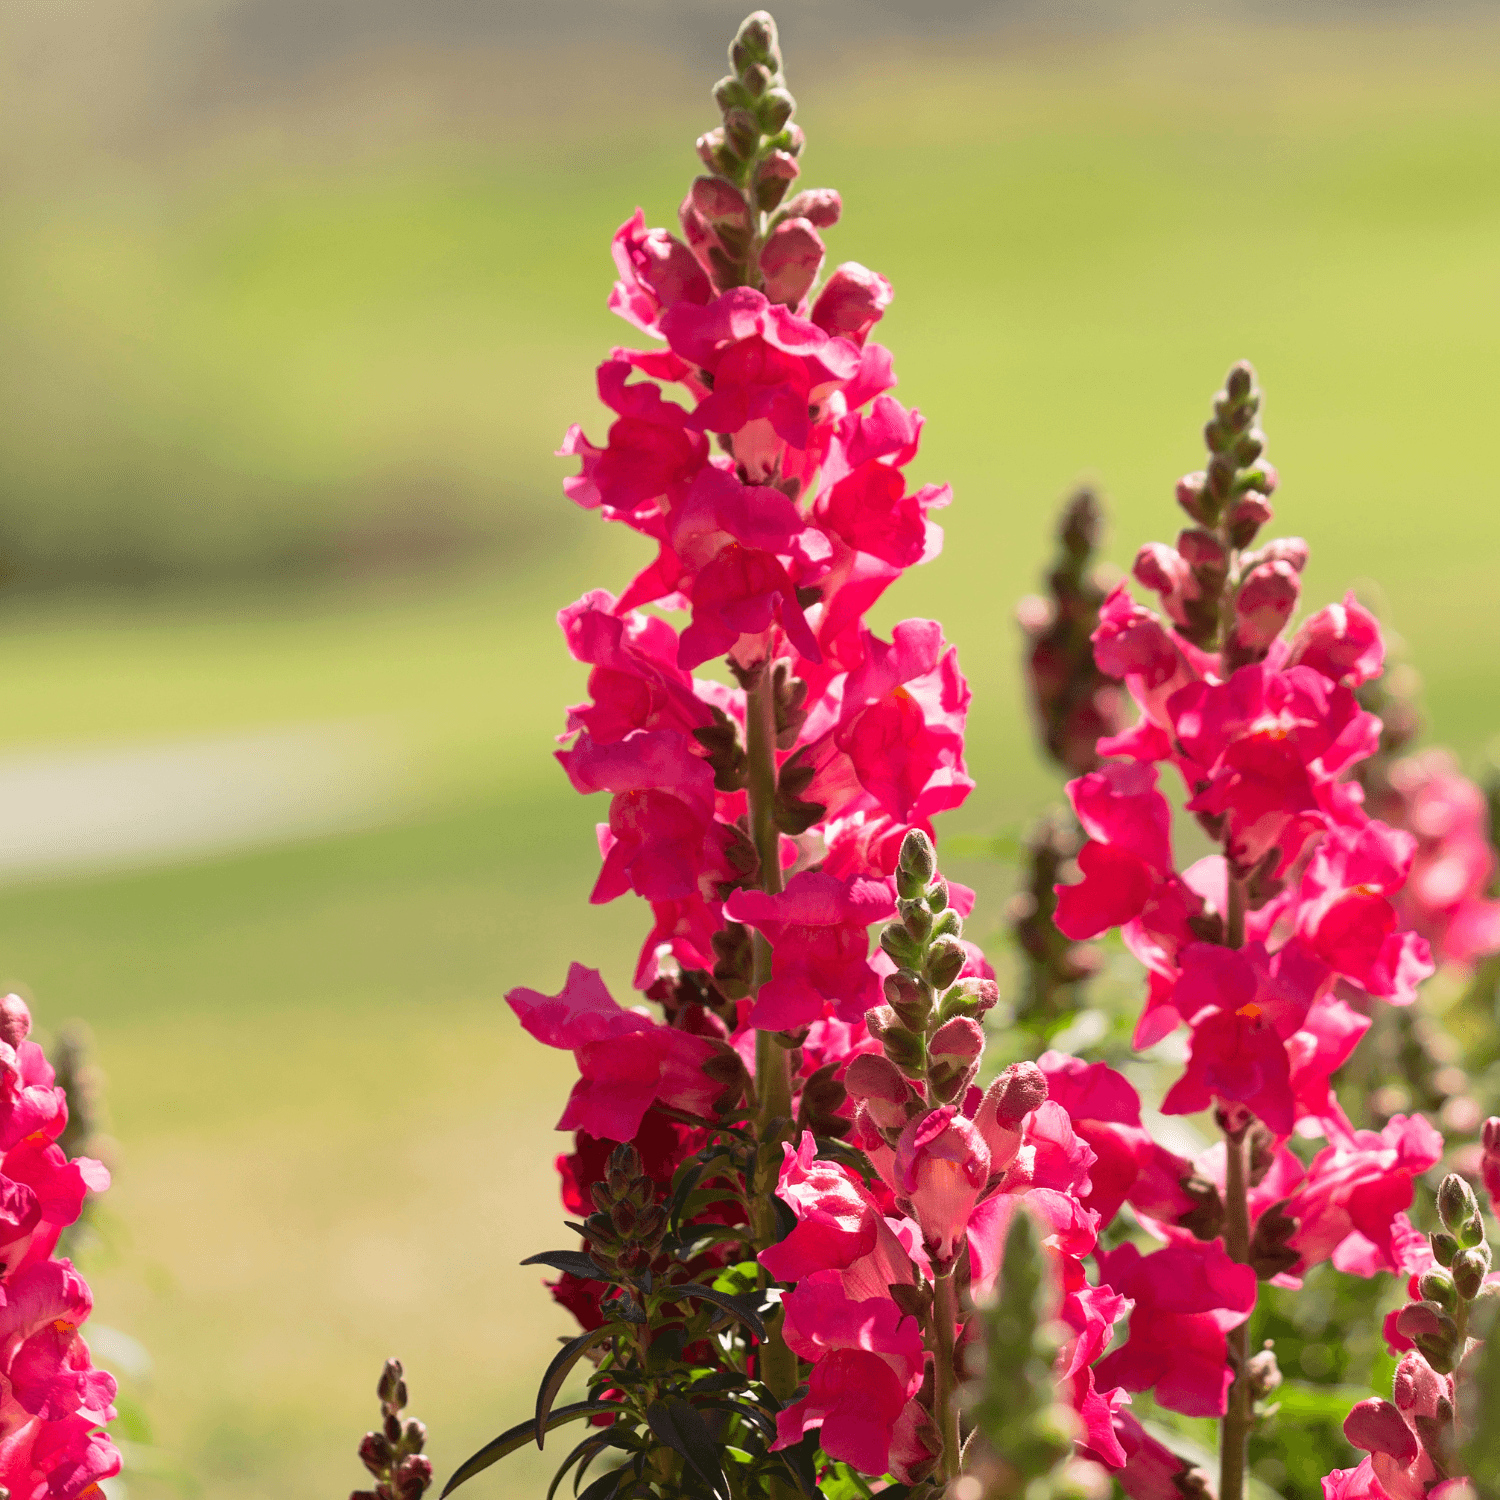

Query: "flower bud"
left=759, top=217, right=824, bottom=307
left=926, top=877, right=950, bottom=914
left=756, top=88, right=796, bottom=134
left=359, top=1433, right=393, bottom=1476
left=924, top=936, right=966, bottom=991
left=1246, top=1346, right=1282, bottom=1399
left=1230, top=559, right=1300, bottom=657
left=0, top=995, right=30, bottom=1049
left=731, top=11, right=779, bottom=68
left=777, top=187, right=841, bottom=229
left=900, top=898, right=934, bottom=943
left=880, top=921, right=923, bottom=969
left=809, top=260, right=889, bottom=345
left=1418, top=1270, right=1457, bottom=1311
left=881, top=1026, right=926, bottom=1079
left=1460, top=1212, right=1487, bottom=1250
left=1453, top=1244, right=1492, bottom=1300
left=930, top=908, right=962, bottom=941
left=377, top=1359, right=404, bottom=1405
left=936, top=977, right=998, bottom=1023
left=843, top=1053, right=919, bottom=1131
left=883, top=969, right=932, bottom=1031
left=1396, top=1302, right=1460, bottom=1372
left=400, top=1420, right=426, bottom=1455
left=898, top=829, right=937, bottom=892
left=1228, top=492, right=1274, bottom=548
left=1438, top=1173, right=1480, bottom=1233
left=1431, top=1230, right=1459, bottom=1267
left=1176, top=471, right=1210, bottom=523
left=927, top=1017, right=985, bottom=1103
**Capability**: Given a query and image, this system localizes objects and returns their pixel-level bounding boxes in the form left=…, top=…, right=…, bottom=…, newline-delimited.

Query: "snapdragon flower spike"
left=1324, top=1175, right=1495, bottom=1499
left=0, top=995, right=119, bottom=1500
left=351, top=1359, right=432, bottom=1500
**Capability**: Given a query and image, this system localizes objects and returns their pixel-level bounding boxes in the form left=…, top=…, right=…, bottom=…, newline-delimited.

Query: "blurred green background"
left=1, top=1, right=1498, bottom=1495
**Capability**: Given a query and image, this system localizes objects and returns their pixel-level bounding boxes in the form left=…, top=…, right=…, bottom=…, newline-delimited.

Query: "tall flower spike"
left=352, top=1359, right=432, bottom=1500
left=684, top=11, right=838, bottom=303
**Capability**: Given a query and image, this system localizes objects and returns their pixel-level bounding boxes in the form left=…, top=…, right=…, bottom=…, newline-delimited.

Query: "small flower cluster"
left=350, top=1360, right=432, bottom=1500
left=1325, top=1175, right=1494, bottom=1499
left=0, top=996, right=118, bottom=1500
left=760, top=833, right=1138, bottom=1487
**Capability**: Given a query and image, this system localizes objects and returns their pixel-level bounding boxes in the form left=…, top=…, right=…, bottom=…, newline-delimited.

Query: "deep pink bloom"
left=759, top=1132, right=915, bottom=1301
left=558, top=592, right=712, bottom=744
left=800, top=620, right=972, bottom=828
left=1053, top=763, right=1175, bottom=940
left=507, top=964, right=722, bottom=1140
left=1385, top=750, right=1500, bottom=967
left=1295, top=821, right=1434, bottom=1004
left=1161, top=1004, right=1298, bottom=1136
left=772, top=1343, right=916, bottom=1478
left=1280, top=1115, right=1443, bottom=1277
left=1091, top=1409, right=1194, bottom=1500
left=1093, top=1239, right=1257, bottom=1418
left=1172, top=664, right=1380, bottom=873
left=725, top=872, right=894, bottom=1029
left=607, top=209, right=712, bottom=336
left=1287, top=592, right=1385, bottom=687
left=892, top=1106, right=989, bottom=1264
left=558, top=357, right=707, bottom=533
left=1038, top=1052, right=1195, bottom=1230
left=1090, top=584, right=1203, bottom=734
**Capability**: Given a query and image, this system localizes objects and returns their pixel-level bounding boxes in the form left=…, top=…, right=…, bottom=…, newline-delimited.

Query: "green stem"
left=1220, top=1120, right=1252, bottom=1500
left=745, top=670, right=798, bottom=1403
left=932, top=1271, right=963, bottom=1484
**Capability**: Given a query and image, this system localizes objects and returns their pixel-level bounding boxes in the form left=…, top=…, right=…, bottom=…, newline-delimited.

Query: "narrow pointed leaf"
left=645, top=1398, right=730, bottom=1500
left=521, top=1250, right=617, bottom=1281
left=537, top=1326, right=615, bottom=1448
left=440, top=1401, right=618, bottom=1497
left=665, top=1282, right=766, bottom=1339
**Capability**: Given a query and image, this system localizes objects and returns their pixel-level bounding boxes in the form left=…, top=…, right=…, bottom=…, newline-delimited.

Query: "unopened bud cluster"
left=351, top=1359, right=432, bottom=1500
left=681, top=10, right=840, bottom=303
left=1133, top=361, right=1302, bottom=671
left=583, top=1143, right=669, bottom=1276
left=1017, top=488, right=1126, bottom=777
left=1395, top=1174, right=1494, bottom=1379
left=1009, top=815, right=1102, bottom=1033
left=867, top=830, right=995, bottom=1097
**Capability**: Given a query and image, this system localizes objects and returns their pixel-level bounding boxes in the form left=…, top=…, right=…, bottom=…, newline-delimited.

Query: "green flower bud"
left=879, top=921, right=923, bottom=969
left=713, top=75, right=753, bottom=113
left=926, top=877, right=950, bottom=914
left=1460, top=1212, right=1487, bottom=1251
left=900, top=898, right=933, bottom=943
left=898, top=828, right=936, bottom=890
left=924, top=935, right=966, bottom=991
left=1418, top=1270, right=1457, bottom=1310
left=883, top=970, right=932, bottom=1032
left=930, top=908, right=962, bottom=941
left=1453, top=1244, right=1493, bottom=1301
left=1437, top=1173, right=1479, bottom=1234
left=880, top=1025, right=926, bottom=1078
left=756, top=88, right=795, bottom=135
left=1431, top=1230, right=1459, bottom=1267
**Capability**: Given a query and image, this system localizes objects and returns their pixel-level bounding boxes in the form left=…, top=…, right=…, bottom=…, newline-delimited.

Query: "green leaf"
left=546, top=1430, right=630, bottom=1500
left=440, top=1401, right=619, bottom=1497
left=536, top=1326, right=616, bottom=1449
left=521, top=1250, right=617, bottom=1282
left=646, top=1398, right=731, bottom=1500
left=664, top=1282, right=766, bottom=1339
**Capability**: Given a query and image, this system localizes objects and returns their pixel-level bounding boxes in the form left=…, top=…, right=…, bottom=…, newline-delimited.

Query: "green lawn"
left=1, top=19, right=1499, bottom=1497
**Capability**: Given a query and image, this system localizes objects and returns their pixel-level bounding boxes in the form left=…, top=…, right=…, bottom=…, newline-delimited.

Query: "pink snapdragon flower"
left=507, top=964, right=723, bottom=1140
left=1093, top=1240, right=1257, bottom=1418
left=1278, top=1115, right=1444, bottom=1277
left=724, top=872, right=894, bottom=1029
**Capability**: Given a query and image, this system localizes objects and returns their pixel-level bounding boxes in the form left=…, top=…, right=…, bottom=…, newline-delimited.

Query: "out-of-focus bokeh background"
left=2, top=0, right=1498, bottom=1494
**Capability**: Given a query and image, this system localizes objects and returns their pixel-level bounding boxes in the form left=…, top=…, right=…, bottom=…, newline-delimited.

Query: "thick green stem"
left=745, top=670, right=798, bottom=1403
left=932, top=1270, right=963, bottom=1484
left=1218, top=872, right=1252, bottom=1500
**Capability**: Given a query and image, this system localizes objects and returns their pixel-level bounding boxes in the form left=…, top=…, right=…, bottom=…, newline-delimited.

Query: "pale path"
left=0, top=723, right=405, bottom=881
